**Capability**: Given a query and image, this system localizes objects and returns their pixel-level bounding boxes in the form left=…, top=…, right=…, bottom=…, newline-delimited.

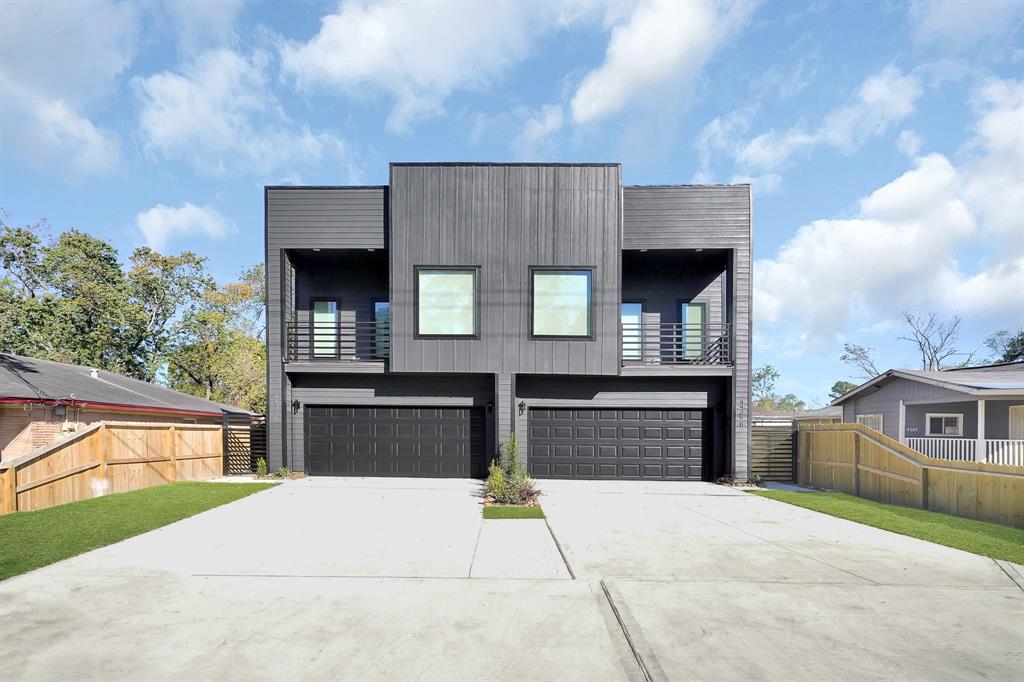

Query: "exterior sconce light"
left=486, top=401, right=494, bottom=414
left=291, top=399, right=300, bottom=414
left=518, top=401, right=526, bottom=416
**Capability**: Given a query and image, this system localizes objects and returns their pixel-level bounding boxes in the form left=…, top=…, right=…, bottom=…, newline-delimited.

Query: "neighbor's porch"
left=900, top=398, right=1024, bottom=466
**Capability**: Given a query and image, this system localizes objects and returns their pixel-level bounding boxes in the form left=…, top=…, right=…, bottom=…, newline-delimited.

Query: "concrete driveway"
left=1, top=478, right=1021, bottom=681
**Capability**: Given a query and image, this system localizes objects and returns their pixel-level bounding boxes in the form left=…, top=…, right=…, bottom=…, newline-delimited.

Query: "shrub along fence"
left=0, top=422, right=224, bottom=515
left=796, top=422, right=1024, bottom=528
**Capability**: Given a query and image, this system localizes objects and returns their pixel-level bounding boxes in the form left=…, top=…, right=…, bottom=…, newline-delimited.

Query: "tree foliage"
left=0, top=214, right=265, bottom=412
left=984, top=329, right=1024, bottom=363
left=840, top=343, right=880, bottom=380
left=752, top=364, right=806, bottom=413
left=829, top=380, right=859, bottom=400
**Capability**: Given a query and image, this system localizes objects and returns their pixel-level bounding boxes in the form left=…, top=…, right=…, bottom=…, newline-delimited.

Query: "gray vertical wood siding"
left=388, top=164, right=622, bottom=376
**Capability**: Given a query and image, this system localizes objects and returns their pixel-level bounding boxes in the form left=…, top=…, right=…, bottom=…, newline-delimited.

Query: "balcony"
left=621, top=322, right=731, bottom=367
left=286, top=319, right=390, bottom=363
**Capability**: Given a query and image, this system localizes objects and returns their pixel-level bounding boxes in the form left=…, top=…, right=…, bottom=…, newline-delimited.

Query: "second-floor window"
left=415, top=267, right=478, bottom=337
left=531, top=268, right=593, bottom=338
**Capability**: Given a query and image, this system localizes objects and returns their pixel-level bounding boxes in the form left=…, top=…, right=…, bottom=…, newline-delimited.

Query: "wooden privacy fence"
left=0, top=422, right=223, bottom=515
left=796, top=422, right=1024, bottom=528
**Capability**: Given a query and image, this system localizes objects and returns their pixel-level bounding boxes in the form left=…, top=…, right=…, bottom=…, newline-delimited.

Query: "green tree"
left=828, top=380, right=858, bottom=400
left=165, top=267, right=267, bottom=413
left=752, top=364, right=806, bottom=412
left=984, top=329, right=1024, bottom=363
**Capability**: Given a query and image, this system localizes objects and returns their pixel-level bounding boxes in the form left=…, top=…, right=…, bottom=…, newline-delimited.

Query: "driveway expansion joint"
left=544, top=517, right=576, bottom=579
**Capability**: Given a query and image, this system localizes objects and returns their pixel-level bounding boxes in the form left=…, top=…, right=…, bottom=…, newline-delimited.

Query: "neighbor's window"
left=416, top=268, right=477, bottom=336
left=532, top=269, right=593, bottom=337
left=926, top=413, right=963, bottom=437
left=857, top=414, right=883, bottom=433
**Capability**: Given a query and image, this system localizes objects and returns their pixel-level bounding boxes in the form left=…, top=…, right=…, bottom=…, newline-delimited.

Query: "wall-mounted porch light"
left=518, top=401, right=526, bottom=416
left=486, top=401, right=494, bottom=414
left=291, top=399, right=300, bottom=415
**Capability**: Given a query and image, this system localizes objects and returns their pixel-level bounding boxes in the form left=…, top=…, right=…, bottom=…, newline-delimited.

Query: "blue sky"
left=1, top=0, right=1022, bottom=404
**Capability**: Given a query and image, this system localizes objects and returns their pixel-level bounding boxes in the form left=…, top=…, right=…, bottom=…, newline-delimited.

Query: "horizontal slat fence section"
left=0, top=422, right=223, bottom=514
left=750, top=419, right=795, bottom=481
left=797, top=423, right=1024, bottom=528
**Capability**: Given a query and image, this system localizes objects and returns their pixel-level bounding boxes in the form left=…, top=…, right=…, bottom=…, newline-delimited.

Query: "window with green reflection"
left=416, top=268, right=477, bottom=336
left=532, top=269, right=592, bottom=337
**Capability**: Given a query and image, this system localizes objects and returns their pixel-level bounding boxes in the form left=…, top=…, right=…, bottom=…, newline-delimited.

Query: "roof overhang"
left=831, top=370, right=1024, bottom=406
left=0, top=396, right=231, bottom=418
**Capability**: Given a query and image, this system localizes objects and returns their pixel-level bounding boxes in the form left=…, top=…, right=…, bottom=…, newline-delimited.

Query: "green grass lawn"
left=483, top=505, right=545, bottom=519
left=0, top=481, right=276, bottom=581
left=752, top=490, right=1024, bottom=564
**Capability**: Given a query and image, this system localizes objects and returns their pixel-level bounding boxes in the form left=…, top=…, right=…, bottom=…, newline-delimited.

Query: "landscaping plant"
left=255, top=457, right=268, bottom=478
left=484, top=434, right=539, bottom=506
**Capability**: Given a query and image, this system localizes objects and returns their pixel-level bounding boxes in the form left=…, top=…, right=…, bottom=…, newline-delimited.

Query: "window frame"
left=309, top=297, right=339, bottom=359
left=857, top=413, right=884, bottom=432
left=413, top=265, right=481, bottom=339
left=925, top=412, right=964, bottom=437
left=678, top=299, right=708, bottom=361
left=620, top=300, right=645, bottom=361
left=529, top=266, right=596, bottom=340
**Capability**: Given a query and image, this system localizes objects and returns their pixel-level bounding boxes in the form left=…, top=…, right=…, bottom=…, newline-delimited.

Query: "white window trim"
left=925, top=413, right=963, bottom=437
left=857, top=414, right=883, bottom=432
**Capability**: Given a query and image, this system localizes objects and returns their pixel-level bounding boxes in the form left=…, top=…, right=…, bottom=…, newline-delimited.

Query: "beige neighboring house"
left=0, top=353, right=249, bottom=462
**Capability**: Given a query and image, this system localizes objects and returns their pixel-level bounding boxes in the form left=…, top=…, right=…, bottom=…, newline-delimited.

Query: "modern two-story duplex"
left=265, top=163, right=752, bottom=481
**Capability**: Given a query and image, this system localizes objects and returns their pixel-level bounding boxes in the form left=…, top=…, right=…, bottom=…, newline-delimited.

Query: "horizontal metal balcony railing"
left=286, top=320, right=390, bottom=361
left=621, top=322, right=732, bottom=366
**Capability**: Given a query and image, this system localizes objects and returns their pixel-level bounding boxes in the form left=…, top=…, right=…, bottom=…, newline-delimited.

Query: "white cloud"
left=910, top=0, right=1024, bottom=51
left=164, top=0, right=244, bottom=52
left=755, top=78, right=1024, bottom=340
left=135, top=49, right=348, bottom=177
left=570, top=1, right=754, bottom=125
left=136, top=203, right=235, bottom=252
left=281, top=1, right=595, bottom=133
left=897, top=130, right=924, bottom=156
left=0, top=0, right=138, bottom=176
left=512, top=105, right=564, bottom=159
left=699, top=66, right=924, bottom=187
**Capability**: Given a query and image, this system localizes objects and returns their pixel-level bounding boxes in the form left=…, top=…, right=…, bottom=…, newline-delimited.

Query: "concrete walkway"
left=1, top=477, right=1021, bottom=681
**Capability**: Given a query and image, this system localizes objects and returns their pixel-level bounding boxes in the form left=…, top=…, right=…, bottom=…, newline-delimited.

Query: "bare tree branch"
left=840, top=343, right=880, bottom=380
left=897, top=312, right=970, bottom=370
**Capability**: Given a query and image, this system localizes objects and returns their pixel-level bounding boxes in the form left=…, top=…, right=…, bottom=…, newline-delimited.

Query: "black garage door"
left=528, top=408, right=707, bottom=480
left=305, top=406, right=485, bottom=478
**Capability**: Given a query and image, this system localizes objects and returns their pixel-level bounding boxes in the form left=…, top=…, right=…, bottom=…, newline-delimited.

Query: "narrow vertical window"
left=374, top=301, right=391, bottom=358
left=312, top=300, right=338, bottom=358
left=621, top=302, right=642, bottom=360
left=680, top=302, right=706, bottom=360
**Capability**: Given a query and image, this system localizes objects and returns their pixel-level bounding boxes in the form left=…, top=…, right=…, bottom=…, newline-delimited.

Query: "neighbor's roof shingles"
left=0, top=354, right=248, bottom=415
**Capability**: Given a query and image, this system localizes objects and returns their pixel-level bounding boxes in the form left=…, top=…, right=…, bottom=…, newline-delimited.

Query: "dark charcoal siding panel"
left=622, top=186, right=750, bottom=249
left=265, top=187, right=388, bottom=468
left=528, top=407, right=707, bottom=480
left=389, top=164, right=622, bottom=375
left=287, top=373, right=495, bottom=473
left=305, top=405, right=484, bottom=477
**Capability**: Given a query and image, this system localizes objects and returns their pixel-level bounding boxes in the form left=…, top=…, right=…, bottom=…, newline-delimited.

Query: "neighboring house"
left=832, top=362, right=1024, bottom=465
left=266, top=163, right=752, bottom=481
left=0, top=354, right=250, bottom=462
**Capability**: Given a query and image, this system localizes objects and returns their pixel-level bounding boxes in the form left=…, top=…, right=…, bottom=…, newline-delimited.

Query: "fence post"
left=920, top=466, right=929, bottom=510
left=0, top=465, right=16, bottom=514
left=167, top=426, right=177, bottom=483
left=100, top=424, right=111, bottom=491
left=221, top=414, right=229, bottom=476
left=853, top=432, right=860, bottom=497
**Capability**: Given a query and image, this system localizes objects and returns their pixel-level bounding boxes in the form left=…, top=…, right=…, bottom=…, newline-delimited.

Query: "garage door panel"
left=305, top=405, right=484, bottom=478
left=528, top=407, right=707, bottom=481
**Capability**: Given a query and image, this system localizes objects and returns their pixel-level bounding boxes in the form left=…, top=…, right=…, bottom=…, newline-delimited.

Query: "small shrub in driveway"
left=484, top=435, right=540, bottom=508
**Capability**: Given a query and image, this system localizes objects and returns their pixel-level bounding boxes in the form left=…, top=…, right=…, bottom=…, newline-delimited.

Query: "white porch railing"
left=987, top=440, right=1024, bottom=466
left=906, top=437, right=976, bottom=461
left=906, top=437, right=1024, bottom=466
